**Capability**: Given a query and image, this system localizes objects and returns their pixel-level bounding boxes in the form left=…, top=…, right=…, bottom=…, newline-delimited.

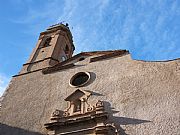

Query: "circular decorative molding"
left=63, top=111, right=70, bottom=117
left=87, top=106, right=93, bottom=112
left=52, top=109, right=61, bottom=117
left=69, top=72, right=91, bottom=87
left=96, top=100, right=104, bottom=107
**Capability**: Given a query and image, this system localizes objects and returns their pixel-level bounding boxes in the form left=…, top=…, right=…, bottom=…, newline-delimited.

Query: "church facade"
left=0, top=24, right=179, bottom=135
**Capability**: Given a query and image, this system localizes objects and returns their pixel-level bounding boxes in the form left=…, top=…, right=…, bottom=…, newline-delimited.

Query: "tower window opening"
left=65, top=45, right=69, bottom=55
left=61, top=56, right=66, bottom=62
left=44, top=37, right=52, bottom=47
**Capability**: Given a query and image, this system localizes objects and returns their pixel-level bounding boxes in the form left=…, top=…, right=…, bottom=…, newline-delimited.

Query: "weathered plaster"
left=0, top=54, right=179, bottom=135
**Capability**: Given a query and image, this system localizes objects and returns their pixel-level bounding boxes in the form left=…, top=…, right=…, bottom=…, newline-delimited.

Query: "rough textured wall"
left=0, top=54, right=180, bottom=135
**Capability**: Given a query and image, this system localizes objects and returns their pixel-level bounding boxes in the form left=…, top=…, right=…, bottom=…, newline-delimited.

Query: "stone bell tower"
left=20, top=23, right=75, bottom=75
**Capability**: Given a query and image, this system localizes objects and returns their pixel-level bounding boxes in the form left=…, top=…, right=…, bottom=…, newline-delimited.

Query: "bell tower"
left=20, top=23, right=75, bottom=75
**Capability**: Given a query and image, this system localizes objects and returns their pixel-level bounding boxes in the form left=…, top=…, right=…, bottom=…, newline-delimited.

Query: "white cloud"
left=8, top=0, right=180, bottom=60
left=0, top=74, right=10, bottom=97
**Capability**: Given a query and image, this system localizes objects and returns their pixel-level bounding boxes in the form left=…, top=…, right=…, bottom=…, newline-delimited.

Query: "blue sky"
left=0, top=0, right=179, bottom=95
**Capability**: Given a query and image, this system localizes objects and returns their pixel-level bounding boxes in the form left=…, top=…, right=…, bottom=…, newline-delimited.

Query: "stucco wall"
left=0, top=54, right=180, bottom=135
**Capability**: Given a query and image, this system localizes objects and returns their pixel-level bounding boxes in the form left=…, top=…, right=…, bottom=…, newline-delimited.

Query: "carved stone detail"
left=45, top=90, right=118, bottom=135
left=96, top=100, right=104, bottom=108
left=52, top=109, right=61, bottom=117
left=63, top=111, right=70, bottom=117
left=87, top=106, right=94, bottom=112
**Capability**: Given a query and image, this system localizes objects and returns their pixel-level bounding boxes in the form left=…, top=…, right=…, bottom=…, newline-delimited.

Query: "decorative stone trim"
left=44, top=100, right=115, bottom=135
left=42, top=50, right=129, bottom=74
left=90, top=50, right=128, bottom=63
left=42, top=63, right=75, bottom=74
left=69, top=72, right=91, bottom=87
left=44, top=90, right=118, bottom=135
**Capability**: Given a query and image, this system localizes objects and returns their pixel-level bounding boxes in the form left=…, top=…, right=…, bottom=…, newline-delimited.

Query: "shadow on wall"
left=0, top=123, right=42, bottom=135
left=103, top=101, right=151, bottom=135
left=114, top=116, right=151, bottom=135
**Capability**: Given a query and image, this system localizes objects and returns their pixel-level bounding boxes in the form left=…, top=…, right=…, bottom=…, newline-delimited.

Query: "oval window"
left=70, top=72, right=90, bottom=87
